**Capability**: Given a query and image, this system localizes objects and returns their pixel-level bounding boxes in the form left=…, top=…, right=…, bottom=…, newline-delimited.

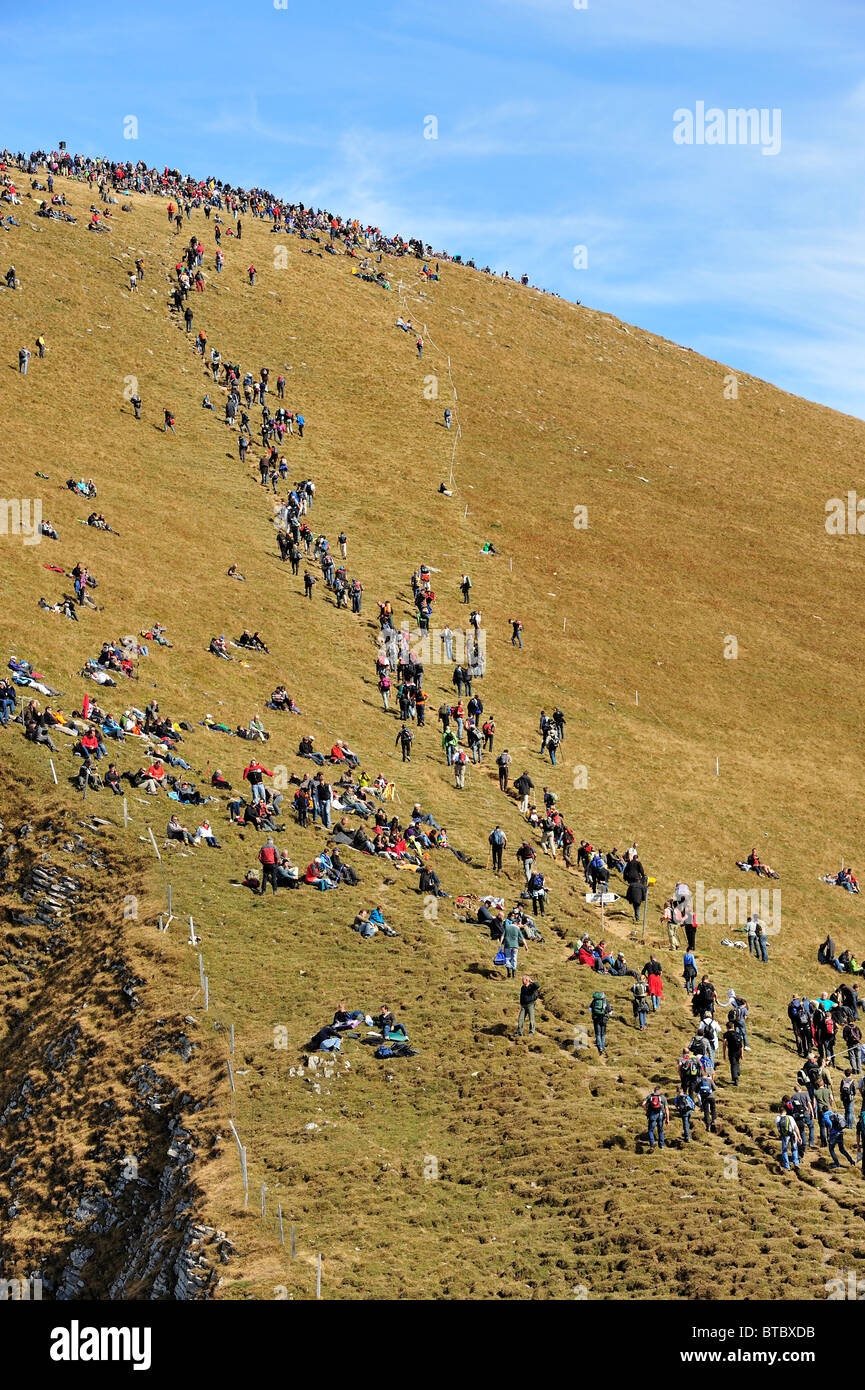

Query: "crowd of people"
left=3, top=145, right=864, bottom=1182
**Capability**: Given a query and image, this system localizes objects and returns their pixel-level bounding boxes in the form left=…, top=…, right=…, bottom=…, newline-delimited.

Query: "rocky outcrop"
left=0, top=811, right=232, bottom=1299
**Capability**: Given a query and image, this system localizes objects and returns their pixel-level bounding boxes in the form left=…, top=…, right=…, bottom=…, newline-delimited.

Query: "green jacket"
left=502, top=920, right=526, bottom=950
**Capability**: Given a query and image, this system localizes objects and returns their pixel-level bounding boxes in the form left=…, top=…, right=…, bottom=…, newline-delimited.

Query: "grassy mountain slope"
left=1, top=172, right=863, bottom=1300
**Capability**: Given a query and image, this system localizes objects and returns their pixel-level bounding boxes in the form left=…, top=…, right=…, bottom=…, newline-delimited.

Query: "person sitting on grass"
left=193, top=819, right=221, bottom=848
left=167, top=814, right=194, bottom=846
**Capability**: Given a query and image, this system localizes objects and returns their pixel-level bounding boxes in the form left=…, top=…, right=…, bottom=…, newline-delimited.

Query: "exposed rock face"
left=0, top=813, right=233, bottom=1299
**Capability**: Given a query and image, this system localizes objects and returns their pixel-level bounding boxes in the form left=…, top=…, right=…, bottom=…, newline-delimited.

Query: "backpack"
left=632, top=981, right=648, bottom=1000
left=591, top=992, right=609, bottom=1019
left=646, top=1093, right=663, bottom=1112
left=688, top=1058, right=702, bottom=1079
left=796, top=1004, right=810, bottom=1026
left=777, top=1114, right=793, bottom=1136
left=674, top=1094, right=694, bottom=1115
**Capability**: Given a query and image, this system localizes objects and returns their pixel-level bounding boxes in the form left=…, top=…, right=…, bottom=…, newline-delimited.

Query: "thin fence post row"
left=147, top=826, right=161, bottom=862
left=278, top=1204, right=285, bottom=1246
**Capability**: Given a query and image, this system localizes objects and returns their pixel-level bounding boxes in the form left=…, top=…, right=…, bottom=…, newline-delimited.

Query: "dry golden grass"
left=0, top=172, right=864, bottom=1299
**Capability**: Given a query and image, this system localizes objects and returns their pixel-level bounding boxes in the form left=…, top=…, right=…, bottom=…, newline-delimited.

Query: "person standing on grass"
left=497, top=748, right=512, bottom=791
left=259, top=838, right=279, bottom=894
left=243, top=759, right=273, bottom=805
left=840, top=1070, right=857, bottom=1129
left=682, top=948, right=697, bottom=995
left=673, top=1088, right=695, bottom=1144
left=631, top=976, right=649, bottom=1030
left=517, top=976, right=540, bottom=1037
left=529, top=869, right=546, bottom=917
left=644, top=1090, right=669, bottom=1151
left=589, top=990, right=611, bottom=1054
left=501, top=914, right=528, bottom=981
left=453, top=747, right=468, bottom=788
left=516, top=841, right=536, bottom=884
left=163, top=408, right=176, bottom=434
left=722, top=1020, right=744, bottom=1086
left=776, top=1103, right=802, bottom=1171
left=514, top=770, right=533, bottom=814
left=396, top=724, right=413, bottom=762
left=18, top=346, right=30, bottom=375
left=697, top=1073, right=717, bottom=1132
left=826, top=1110, right=856, bottom=1168
left=489, top=825, right=507, bottom=874
left=510, top=618, right=523, bottom=648
left=641, top=954, right=663, bottom=1012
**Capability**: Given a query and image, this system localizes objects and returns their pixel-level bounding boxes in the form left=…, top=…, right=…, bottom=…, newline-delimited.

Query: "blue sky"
left=2, top=0, right=864, bottom=417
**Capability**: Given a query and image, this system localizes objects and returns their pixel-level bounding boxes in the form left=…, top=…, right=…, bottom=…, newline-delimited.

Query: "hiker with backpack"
left=589, top=990, right=612, bottom=1054
left=631, top=976, right=649, bottom=1030
left=489, top=826, right=507, bottom=873
left=453, top=747, right=468, bottom=788
left=697, top=1073, right=717, bottom=1132
left=789, top=1082, right=815, bottom=1150
left=843, top=1017, right=862, bottom=1073
left=692, top=976, right=718, bottom=1018
left=679, top=1049, right=703, bottom=1100
left=776, top=1102, right=803, bottom=1171
left=528, top=869, right=546, bottom=916
left=840, top=1070, right=858, bottom=1129
left=517, top=976, right=540, bottom=1037
left=496, top=749, right=512, bottom=791
left=789, top=995, right=812, bottom=1056
left=395, top=725, right=414, bottom=762
left=643, top=1090, right=669, bottom=1151
left=516, top=841, right=536, bottom=883
left=673, top=1088, right=695, bottom=1144
left=826, top=1110, right=856, bottom=1168
left=722, top=1021, right=744, bottom=1086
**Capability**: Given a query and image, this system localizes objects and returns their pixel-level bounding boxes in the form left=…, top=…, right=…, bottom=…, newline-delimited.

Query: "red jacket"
left=258, top=845, right=278, bottom=865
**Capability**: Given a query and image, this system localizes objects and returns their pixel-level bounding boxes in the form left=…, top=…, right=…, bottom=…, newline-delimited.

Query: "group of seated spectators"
left=818, top=935, right=862, bottom=974
left=822, top=866, right=860, bottom=893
